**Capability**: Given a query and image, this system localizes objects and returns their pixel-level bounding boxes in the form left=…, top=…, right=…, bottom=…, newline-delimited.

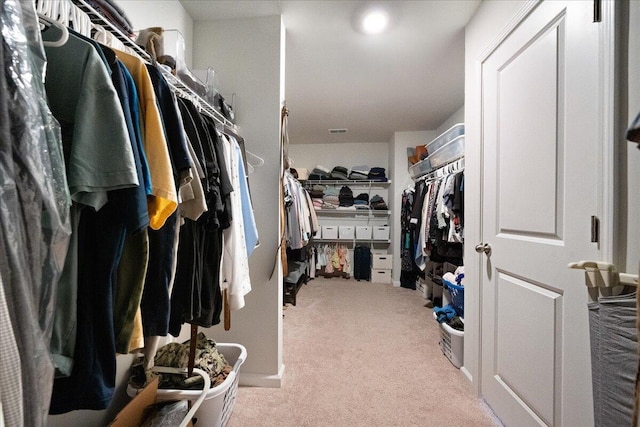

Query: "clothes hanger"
left=245, top=150, right=264, bottom=168
left=38, top=13, right=69, bottom=47
left=58, top=0, right=71, bottom=27
left=71, top=6, right=92, bottom=38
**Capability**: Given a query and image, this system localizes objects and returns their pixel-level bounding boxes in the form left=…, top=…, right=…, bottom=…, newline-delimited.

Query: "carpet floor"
left=227, top=277, right=502, bottom=427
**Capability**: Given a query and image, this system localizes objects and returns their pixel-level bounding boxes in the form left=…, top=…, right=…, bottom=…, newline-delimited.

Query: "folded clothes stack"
left=330, top=166, right=349, bottom=180
left=367, top=167, right=388, bottom=182
left=309, top=184, right=325, bottom=199
left=309, top=165, right=331, bottom=180
left=349, top=165, right=370, bottom=180
left=323, top=196, right=340, bottom=208
left=353, top=193, right=370, bottom=210
left=370, top=195, right=388, bottom=210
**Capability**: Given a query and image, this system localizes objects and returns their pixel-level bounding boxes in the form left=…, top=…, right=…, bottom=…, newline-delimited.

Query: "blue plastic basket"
left=444, top=280, right=464, bottom=318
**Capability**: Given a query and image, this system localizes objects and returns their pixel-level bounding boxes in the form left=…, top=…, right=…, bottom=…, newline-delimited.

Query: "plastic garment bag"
left=0, top=0, right=71, bottom=425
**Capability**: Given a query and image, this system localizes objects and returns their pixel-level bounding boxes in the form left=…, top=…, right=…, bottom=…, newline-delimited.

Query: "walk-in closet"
left=2, top=1, right=640, bottom=426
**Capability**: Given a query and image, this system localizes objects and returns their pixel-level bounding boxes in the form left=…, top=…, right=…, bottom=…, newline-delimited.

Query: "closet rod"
left=417, top=157, right=465, bottom=182
left=70, top=0, right=150, bottom=60
left=70, top=0, right=238, bottom=130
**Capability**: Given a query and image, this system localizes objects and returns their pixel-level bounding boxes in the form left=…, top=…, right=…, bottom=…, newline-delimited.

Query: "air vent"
left=329, top=128, right=348, bottom=134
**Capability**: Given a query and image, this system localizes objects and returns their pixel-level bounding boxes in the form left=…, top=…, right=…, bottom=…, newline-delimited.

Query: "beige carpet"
left=227, top=277, right=502, bottom=427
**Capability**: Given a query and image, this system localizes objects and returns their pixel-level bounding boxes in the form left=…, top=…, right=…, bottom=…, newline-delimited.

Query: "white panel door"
left=480, top=2, right=604, bottom=426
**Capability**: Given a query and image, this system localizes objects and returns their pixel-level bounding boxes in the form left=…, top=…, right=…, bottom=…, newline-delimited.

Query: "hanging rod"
left=70, top=0, right=151, bottom=60
left=69, top=0, right=238, bottom=130
left=417, top=157, right=465, bottom=182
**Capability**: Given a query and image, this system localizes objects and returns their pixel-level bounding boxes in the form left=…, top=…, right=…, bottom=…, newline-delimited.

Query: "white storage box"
left=372, top=253, right=392, bottom=269
left=322, top=226, right=338, bottom=239
left=338, top=225, right=355, bottom=240
left=371, top=268, right=392, bottom=283
left=355, top=226, right=372, bottom=240
left=314, top=227, right=321, bottom=239
left=127, top=343, right=247, bottom=427
left=372, top=226, right=390, bottom=240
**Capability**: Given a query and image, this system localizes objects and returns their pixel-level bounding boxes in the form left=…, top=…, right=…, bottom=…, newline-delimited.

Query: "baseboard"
left=238, top=363, right=285, bottom=388
left=460, top=366, right=473, bottom=384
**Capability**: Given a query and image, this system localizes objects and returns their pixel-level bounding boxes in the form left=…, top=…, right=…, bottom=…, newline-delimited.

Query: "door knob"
left=475, top=243, right=492, bottom=256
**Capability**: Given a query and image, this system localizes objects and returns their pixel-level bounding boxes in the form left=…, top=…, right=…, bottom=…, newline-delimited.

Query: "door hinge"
left=591, top=215, right=600, bottom=243
left=593, top=0, right=602, bottom=22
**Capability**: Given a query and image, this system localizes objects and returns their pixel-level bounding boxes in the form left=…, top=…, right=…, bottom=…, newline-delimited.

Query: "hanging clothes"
left=221, top=133, right=253, bottom=310
left=108, top=51, right=152, bottom=354
left=400, top=187, right=418, bottom=289
left=404, top=169, right=465, bottom=280
left=140, top=63, right=193, bottom=341
left=284, top=170, right=318, bottom=249
left=1, top=2, right=72, bottom=424
left=169, top=97, right=228, bottom=336
left=115, top=48, right=178, bottom=230
left=2, top=1, right=261, bottom=418
left=313, top=243, right=352, bottom=278
left=42, top=22, right=143, bottom=414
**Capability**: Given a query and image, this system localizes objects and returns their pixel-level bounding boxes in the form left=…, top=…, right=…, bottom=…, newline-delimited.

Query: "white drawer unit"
left=371, top=268, right=392, bottom=283
left=372, top=253, right=392, bottom=269
left=372, top=226, right=390, bottom=240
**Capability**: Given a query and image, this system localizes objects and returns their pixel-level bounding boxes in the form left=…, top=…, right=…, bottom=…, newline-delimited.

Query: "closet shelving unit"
left=304, top=178, right=391, bottom=281
left=304, top=179, right=392, bottom=244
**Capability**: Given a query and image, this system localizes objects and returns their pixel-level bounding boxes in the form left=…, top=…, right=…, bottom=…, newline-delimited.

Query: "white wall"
left=288, top=142, right=389, bottom=173
left=463, top=0, right=527, bottom=392
left=116, top=0, right=194, bottom=68
left=389, top=131, right=437, bottom=284
left=435, top=105, right=465, bottom=137
left=625, top=2, right=640, bottom=273
left=191, top=15, right=285, bottom=387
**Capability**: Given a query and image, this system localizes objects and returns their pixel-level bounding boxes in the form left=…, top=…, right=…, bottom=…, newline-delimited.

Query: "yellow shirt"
left=115, top=49, right=177, bottom=229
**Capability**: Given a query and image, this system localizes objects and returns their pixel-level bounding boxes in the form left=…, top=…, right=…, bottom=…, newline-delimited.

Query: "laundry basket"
left=128, top=343, right=247, bottom=427
left=443, top=279, right=464, bottom=318
left=569, top=261, right=639, bottom=427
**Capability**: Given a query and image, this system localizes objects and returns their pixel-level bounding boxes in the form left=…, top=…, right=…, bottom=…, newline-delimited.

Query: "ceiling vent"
left=329, top=128, right=348, bottom=134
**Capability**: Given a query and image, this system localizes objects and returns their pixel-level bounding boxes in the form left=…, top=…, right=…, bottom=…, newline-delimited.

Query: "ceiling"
left=179, top=1, right=480, bottom=144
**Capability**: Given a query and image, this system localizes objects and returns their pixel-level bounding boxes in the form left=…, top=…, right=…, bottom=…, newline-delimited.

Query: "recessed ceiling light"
left=361, top=10, right=389, bottom=34
left=352, top=4, right=398, bottom=36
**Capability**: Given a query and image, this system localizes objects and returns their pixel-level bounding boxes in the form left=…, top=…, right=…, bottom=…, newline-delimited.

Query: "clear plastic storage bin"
left=427, top=135, right=465, bottom=170
left=408, top=157, right=431, bottom=179
left=426, top=123, right=465, bottom=155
